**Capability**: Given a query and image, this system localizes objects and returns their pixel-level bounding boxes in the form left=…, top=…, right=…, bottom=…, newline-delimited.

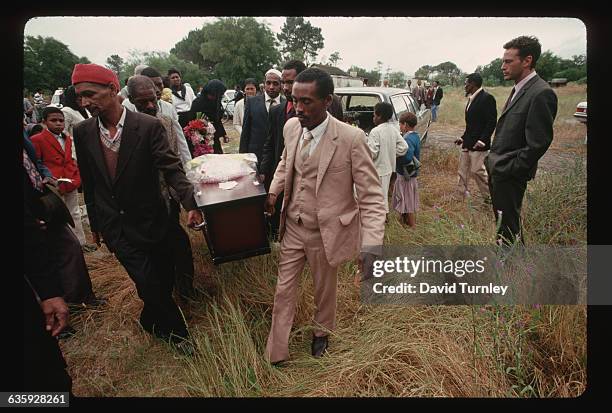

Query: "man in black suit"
left=239, top=69, right=285, bottom=164
left=431, top=80, right=443, bottom=121
left=260, top=60, right=307, bottom=239
left=485, top=36, right=558, bottom=245
left=71, top=64, right=203, bottom=351
left=454, top=72, right=497, bottom=202
left=23, top=153, right=72, bottom=392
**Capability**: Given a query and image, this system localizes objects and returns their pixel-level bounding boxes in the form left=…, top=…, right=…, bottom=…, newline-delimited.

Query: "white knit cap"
left=265, top=68, right=282, bottom=79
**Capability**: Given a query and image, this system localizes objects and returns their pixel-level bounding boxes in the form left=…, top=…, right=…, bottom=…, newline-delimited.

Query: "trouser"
left=432, top=103, right=439, bottom=121
left=168, top=199, right=195, bottom=295
left=213, top=136, right=223, bottom=154
left=50, top=224, right=96, bottom=304
left=265, top=219, right=338, bottom=363
left=380, top=173, right=391, bottom=213
left=62, top=190, right=87, bottom=245
left=112, top=233, right=189, bottom=341
left=23, top=278, right=72, bottom=392
left=457, top=150, right=490, bottom=199
left=488, top=174, right=527, bottom=245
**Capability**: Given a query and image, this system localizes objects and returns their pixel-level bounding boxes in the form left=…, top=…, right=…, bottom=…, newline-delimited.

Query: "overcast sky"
left=24, top=16, right=586, bottom=77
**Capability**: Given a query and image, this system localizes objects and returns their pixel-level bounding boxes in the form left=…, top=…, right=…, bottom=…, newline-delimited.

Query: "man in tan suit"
left=264, top=68, right=386, bottom=364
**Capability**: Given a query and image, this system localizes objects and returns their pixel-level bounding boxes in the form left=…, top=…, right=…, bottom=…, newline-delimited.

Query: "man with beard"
left=72, top=63, right=203, bottom=353
left=260, top=60, right=307, bottom=239
left=127, top=76, right=198, bottom=300
left=189, top=79, right=230, bottom=154
left=239, top=69, right=285, bottom=164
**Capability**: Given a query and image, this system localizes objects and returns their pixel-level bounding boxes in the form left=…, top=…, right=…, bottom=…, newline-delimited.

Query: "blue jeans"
left=431, top=103, right=439, bottom=121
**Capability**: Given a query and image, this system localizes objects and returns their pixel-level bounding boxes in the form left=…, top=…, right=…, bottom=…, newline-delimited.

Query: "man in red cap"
left=71, top=63, right=203, bottom=353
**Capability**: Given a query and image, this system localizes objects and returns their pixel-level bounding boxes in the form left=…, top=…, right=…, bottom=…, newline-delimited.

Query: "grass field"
left=62, top=83, right=587, bottom=398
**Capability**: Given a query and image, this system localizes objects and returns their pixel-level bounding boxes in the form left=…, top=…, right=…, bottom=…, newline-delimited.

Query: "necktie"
left=286, top=101, right=295, bottom=119
left=503, top=87, right=516, bottom=112
left=300, top=131, right=313, bottom=162
left=23, top=149, right=44, bottom=192
left=268, top=98, right=276, bottom=112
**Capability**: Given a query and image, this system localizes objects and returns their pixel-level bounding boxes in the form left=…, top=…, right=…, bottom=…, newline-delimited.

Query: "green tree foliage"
left=475, top=58, right=507, bottom=86
left=347, top=65, right=380, bottom=86
left=105, top=54, right=125, bottom=78
left=476, top=52, right=587, bottom=86
left=277, top=17, right=324, bottom=65
left=432, top=61, right=465, bottom=86
left=328, top=51, right=342, bottom=66
left=23, top=35, right=90, bottom=94
left=171, top=28, right=207, bottom=68
left=123, top=51, right=207, bottom=90
left=414, top=64, right=435, bottom=81
left=199, top=18, right=281, bottom=87
left=171, top=17, right=280, bottom=87
left=388, top=71, right=407, bottom=87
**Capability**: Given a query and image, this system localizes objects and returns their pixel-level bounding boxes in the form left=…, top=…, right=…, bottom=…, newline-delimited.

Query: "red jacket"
left=31, top=129, right=81, bottom=193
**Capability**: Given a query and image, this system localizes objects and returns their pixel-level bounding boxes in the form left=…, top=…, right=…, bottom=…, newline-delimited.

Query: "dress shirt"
left=511, top=70, right=538, bottom=102
left=264, top=92, right=281, bottom=113
left=299, top=113, right=330, bottom=157
left=99, top=107, right=127, bottom=152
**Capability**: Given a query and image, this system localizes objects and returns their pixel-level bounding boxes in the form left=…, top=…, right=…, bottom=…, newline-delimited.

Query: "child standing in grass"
left=393, top=112, right=421, bottom=227
left=366, top=102, right=408, bottom=220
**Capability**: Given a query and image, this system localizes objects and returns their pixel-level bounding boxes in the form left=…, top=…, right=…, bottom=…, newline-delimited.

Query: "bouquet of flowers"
left=183, top=112, right=215, bottom=157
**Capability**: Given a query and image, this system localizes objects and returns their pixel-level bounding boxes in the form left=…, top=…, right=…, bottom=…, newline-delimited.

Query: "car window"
left=403, top=94, right=419, bottom=113
left=390, top=94, right=409, bottom=117
left=346, top=95, right=381, bottom=111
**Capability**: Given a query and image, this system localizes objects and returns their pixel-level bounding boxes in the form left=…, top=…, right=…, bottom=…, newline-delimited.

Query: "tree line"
left=24, top=17, right=586, bottom=95
left=24, top=17, right=328, bottom=94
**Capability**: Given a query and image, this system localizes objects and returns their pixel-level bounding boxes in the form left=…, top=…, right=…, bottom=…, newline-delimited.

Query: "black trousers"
left=168, top=199, right=195, bottom=294
left=488, top=174, right=527, bottom=245
left=23, top=279, right=72, bottom=392
left=112, top=233, right=188, bottom=341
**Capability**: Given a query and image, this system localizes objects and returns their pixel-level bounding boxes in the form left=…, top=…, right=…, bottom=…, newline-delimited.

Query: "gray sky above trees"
left=24, top=16, right=586, bottom=77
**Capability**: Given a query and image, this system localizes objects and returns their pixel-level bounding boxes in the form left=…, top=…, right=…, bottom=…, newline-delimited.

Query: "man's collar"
left=469, top=87, right=484, bottom=99
left=265, top=92, right=280, bottom=103
left=100, top=106, right=127, bottom=130
left=303, top=113, right=330, bottom=140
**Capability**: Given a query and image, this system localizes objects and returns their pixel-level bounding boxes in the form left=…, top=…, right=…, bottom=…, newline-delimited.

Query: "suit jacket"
left=73, top=110, right=197, bottom=252
left=260, top=100, right=289, bottom=182
left=239, top=94, right=285, bottom=163
left=485, top=74, right=558, bottom=181
left=31, top=129, right=81, bottom=193
left=461, top=89, right=497, bottom=151
left=270, top=116, right=386, bottom=267
left=433, top=87, right=444, bottom=105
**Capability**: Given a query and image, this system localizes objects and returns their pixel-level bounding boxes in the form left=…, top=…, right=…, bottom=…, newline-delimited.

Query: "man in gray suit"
left=239, top=69, right=285, bottom=165
left=485, top=36, right=558, bottom=245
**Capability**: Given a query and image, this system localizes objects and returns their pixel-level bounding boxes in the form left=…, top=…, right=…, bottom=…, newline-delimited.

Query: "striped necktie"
left=300, top=130, right=314, bottom=162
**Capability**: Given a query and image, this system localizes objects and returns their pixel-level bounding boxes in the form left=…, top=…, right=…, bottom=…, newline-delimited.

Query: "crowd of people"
left=22, top=35, right=557, bottom=391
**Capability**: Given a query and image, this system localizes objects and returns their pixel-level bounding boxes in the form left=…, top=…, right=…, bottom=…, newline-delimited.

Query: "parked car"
left=221, top=90, right=236, bottom=120
left=573, top=101, right=587, bottom=123
left=574, top=101, right=587, bottom=144
left=335, top=87, right=432, bottom=144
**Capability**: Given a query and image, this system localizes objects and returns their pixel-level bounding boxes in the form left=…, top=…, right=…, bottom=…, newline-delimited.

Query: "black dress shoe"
left=311, top=335, right=328, bottom=358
